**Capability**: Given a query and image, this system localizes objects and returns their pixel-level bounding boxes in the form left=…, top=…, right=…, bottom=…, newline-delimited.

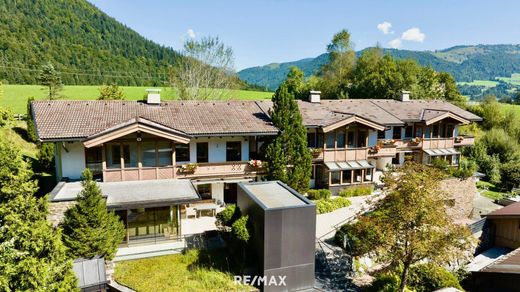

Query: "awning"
left=49, top=179, right=200, bottom=208
left=423, top=148, right=460, bottom=156
left=325, top=160, right=375, bottom=171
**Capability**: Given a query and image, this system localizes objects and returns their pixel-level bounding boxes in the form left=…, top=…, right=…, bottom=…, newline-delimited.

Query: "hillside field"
left=0, top=85, right=273, bottom=114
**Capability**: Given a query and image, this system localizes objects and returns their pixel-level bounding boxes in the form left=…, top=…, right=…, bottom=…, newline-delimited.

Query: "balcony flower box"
left=455, top=136, right=464, bottom=143
left=248, top=159, right=264, bottom=169
left=369, top=145, right=381, bottom=154
left=381, top=139, right=396, bottom=146
left=179, top=163, right=197, bottom=174
left=410, top=137, right=423, bottom=145
left=311, top=148, right=323, bottom=158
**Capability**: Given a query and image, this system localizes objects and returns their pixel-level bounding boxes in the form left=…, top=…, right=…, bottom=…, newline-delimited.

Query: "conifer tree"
left=61, top=169, right=125, bottom=260
left=265, top=82, right=312, bottom=192
left=38, top=62, right=63, bottom=100
left=26, top=96, right=38, bottom=142
left=0, top=139, right=77, bottom=291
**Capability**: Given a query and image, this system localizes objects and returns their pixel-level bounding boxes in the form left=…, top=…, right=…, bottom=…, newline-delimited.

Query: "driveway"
left=316, top=193, right=382, bottom=240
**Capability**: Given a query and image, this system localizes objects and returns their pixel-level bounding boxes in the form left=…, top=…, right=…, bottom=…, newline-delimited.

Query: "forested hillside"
left=0, top=0, right=181, bottom=86
left=239, top=45, right=520, bottom=91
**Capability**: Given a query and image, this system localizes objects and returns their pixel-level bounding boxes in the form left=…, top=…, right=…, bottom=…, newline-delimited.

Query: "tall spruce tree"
left=38, top=62, right=63, bottom=100
left=265, top=83, right=312, bottom=192
left=60, top=169, right=125, bottom=260
left=26, top=97, right=38, bottom=142
left=0, top=139, right=77, bottom=291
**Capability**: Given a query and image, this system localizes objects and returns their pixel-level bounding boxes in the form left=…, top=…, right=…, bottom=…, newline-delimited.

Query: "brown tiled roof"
left=32, top=100, right=278, bottom=141
left=480, top=247, right=520, bottom=274
left=486, top=201, right=520, bottom=218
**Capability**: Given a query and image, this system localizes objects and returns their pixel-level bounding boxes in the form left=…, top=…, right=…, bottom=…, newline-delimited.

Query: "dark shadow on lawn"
left=12, top=126, right=32, bottom=143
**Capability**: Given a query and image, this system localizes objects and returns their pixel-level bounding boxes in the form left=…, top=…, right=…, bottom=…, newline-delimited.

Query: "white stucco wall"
left=58, top=142, right=86, bottom=180
left=187, top=137, right=250, bottom=164
left=211, top=183, right=224, bottom=202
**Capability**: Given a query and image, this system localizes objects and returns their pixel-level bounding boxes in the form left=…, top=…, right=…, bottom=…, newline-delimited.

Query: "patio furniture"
left=194, top=203, right=218, bottom=217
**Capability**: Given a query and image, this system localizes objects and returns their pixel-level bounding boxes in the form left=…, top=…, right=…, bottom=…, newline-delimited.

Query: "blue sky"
left=88, top=0, right=520, bottom=70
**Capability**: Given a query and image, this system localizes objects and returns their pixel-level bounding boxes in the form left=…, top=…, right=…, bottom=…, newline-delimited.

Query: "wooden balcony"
left=368, top=145, right=397, bottom=158
left=320, top=148, right=368, bottom=162
left=454, top=136, right=475, bottom=147
left=103, top=161, right=263, bottom=182
left=422, top=138, right=454, bottom=149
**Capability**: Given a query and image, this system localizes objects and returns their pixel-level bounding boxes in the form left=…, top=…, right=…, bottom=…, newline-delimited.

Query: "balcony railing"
left=422, top=138, right=454, bottom=149
left=454, top=136, right=475, bottom=146
left=368, top=145, right=397, bottom=157
left=102, top=161, right=263, bottom=182
left=318, top=148, right=368, bottom=162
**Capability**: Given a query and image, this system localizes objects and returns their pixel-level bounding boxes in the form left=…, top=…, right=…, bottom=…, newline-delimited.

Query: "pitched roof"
left=32, top=100, right=278, bottom=141
left=479, top=247, right=520, bottom=274
left=486, top=201, right=520, bottom=218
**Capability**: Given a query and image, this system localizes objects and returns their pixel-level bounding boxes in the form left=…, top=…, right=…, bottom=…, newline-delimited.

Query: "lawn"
left=0, top=84, right=273, bottom=114
left=476, top=180, right=508, bottom=200
left=0, top=121, right=38, bottom=159
left=114, top=249, right=249, bottom=292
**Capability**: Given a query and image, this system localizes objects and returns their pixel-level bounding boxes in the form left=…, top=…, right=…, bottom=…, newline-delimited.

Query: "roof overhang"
left=83, top=117, right=191, bottom=148
left=423, top=148, right=460, bottom=156
left=423, top=111, right=470, bottom=125
left=322, top=115, right=386, bottom=132
left=325, top=160, right=375, bottom=171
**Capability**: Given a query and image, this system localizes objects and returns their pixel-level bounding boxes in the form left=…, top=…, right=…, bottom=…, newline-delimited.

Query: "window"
left=336, top=130, right=346, bottom=148
left=326, top=132, right=335, bottom=148
left=141, top=141, right=156, bottom=167
left=365, top=168, right=372, bottom=181
left=123, top=143, right=137, bottom=168
left=226, top=142, right=242, bottom=161
left=157, top=141, right=173, bottom=166
left=347, top=131, right=355, bottom=148
left=197, top=184, right=212, bottom=200
left=342, top=170, right=352, bottom=184
left=392, top=155, right=400, bottom=165
left=107, top=144, right=121, bottom=169
left=307, top=133, right=316, bottom=148
left=175, top=143, right=190, bottom=162
left=446, top=124, right=454, bottom=138
left=377, top=130, right=386, bottom=139
left=330, top=171, right=340, bottom=185
left=316, top=133, right=324, bottom=148
left=393, top=127, right=402, bottom=139
left=357, top=131, right=367, bottom=147
left=196, top=142, right=209, bottom=163
left=440, top=124, right=446, bottom=137
left=415, top=127, right=423, bottom=138
left=353, top=169, right=362, bottom=182
left=405, top=125, right=413, bottom=138
left=85, top=146, right=102, bottom=175
left=432, top=124, right=439, bottom=137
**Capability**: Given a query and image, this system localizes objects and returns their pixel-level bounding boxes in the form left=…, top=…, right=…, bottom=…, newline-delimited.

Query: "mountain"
left=0, top=0, right=181, bottom=86
left=238, top=45, right=520, bottom=91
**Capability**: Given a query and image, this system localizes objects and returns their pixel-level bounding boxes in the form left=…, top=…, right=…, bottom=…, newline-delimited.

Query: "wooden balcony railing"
left=368, top=145, right=397, bottom=157
left=103, top=161, right=263, bottom=182
left=454, top=136, right=475, bottom=147
left=422, top=138, right=454, bottom=149
left=320, top=148, right=368, bottom=162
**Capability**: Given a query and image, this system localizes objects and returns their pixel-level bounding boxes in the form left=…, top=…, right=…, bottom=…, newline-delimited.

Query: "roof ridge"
left=369, top=99, right=404, bottom=124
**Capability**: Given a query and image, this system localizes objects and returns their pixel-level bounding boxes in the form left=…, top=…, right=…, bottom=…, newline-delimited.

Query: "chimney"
left=146, top=88, right=161, bottom=104
left=400, top=90, right=410, bottom=102
left=309, top=90, right=321, bottom=103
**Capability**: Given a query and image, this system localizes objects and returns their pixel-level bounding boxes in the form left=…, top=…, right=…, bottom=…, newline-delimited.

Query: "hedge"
left=307, top=189, right=331, bottom=200
left=315, top=197, right=351, bottom=214
left=338, top=185, right=374, bottom=197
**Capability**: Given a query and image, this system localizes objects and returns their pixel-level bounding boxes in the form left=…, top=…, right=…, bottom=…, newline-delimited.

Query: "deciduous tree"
left=98, top=84, right=125, bottom=100
left=61, top=169, right=125, bottom=260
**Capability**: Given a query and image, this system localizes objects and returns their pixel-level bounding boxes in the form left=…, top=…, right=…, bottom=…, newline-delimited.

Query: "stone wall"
left=48, top=201, right=76, bottom=227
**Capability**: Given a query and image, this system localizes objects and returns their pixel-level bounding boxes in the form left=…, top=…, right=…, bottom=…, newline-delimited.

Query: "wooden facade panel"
left=123, top=169, right=139, bottom=181
left=493, top=218, right=520, bottom=249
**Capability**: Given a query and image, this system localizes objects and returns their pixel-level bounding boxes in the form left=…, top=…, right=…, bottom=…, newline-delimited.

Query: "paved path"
left=316, top=194, right=381, bottom=240
left=472, top=192, right=502, bottom=220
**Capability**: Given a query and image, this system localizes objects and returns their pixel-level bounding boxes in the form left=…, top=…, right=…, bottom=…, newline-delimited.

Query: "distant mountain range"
left=238, top=45, right=520, bottom=91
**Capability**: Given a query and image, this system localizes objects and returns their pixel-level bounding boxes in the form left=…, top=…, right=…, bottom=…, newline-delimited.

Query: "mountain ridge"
left=238, top=44, right=520, bottom=91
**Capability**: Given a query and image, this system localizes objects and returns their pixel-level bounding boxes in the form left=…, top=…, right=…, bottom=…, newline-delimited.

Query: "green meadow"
left=0, top=84, right=273, bottom=114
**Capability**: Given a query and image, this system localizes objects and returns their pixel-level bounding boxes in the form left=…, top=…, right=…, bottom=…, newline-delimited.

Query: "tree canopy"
left=38, top=62, right=63, bottom=100
left=98, top=84, right=125, bottom=100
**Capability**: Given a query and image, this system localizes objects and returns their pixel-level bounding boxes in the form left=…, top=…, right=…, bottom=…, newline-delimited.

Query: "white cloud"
left=401, top=27, right=425, bottom=42
left=388, top=38, right=402, bottom=49
left=377, top=21, right=393, bottom=34
left=187, top=29, right=196, bottom=39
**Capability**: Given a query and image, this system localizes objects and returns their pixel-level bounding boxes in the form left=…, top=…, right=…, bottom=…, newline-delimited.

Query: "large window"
left=377, top=130, right=386, bottom=139
left=196, top=142, right=209, bottom=163
left=326, top=132, right=335, bottom=148
left=336, top=130, right=346, bottom=148
left=445, top=124, right=454, bottom=138
left=347, top=131, right=355, bottom=148
left=226, top=141, right=242, bottom=161
left=123, top=143, right=137, bottom=168
left=175, top=143, right=190, bottom=162
left=432, top=124, right=439, bottom=137
left=197, top=184, right=212, bottom=199
left=316, top=133, right=324, bottom=148
left=405, top=125, right=414, bottom=138
left=157, top=141, right=172, bottom=166
left=85, top=146, right=102, bottom=175
left=107, top=143, right=121, bottom=169
left=307, top=133, right=316, bottom=148
left=141, top=141, right=156, bottom=167
left=393, top=127, right=401, bottom=139
left=415, top=127, right=423, bottom=138
left=357, top=131, right=367, bottom=147
left=342, top=170, right=352, bottom=184
left=330, top=171, right=341, bottom=185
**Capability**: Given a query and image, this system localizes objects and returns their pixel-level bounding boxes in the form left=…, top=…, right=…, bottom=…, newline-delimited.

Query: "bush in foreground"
left=338, top=185, right=374, bottom=197
left=315, top=197, right=351, bottom=214
left=307, top=189, right=331, bottom=200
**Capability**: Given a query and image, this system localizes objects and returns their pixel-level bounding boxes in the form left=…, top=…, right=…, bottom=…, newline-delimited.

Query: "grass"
left=457, top=80, right=499, bottom=88
left=497, top=73, right=520, bottom=86
left=476, top=180, right=508, bottom=200
left=0, top=84, right=273, bottom=114
left=0, top=121, right=38, bottom=159
left=114, top=249, right=248, bottom=292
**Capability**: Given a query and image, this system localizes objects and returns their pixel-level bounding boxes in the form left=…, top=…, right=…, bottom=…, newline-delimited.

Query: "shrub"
left=431, top=157, right=450, bottom=172
left=37, top=142, right=55, bottom=172
left=452, top=158, right=477, bottom=179
left=334, top=217, right=379, bottom=256
left=307, top=189, right=331, bottom=200
left=368, top=273, right=404, bottom=292
left=216, top=204, right=240, bottom=227
left=231, top=215, right=250, bottom=243
left=315, top=197, right=351, bottom=214
left=338, top=185, right=374, bottom=197
left=500, top=161, right=520, bottom=191
left=407, top=263, right=462, bottom=292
